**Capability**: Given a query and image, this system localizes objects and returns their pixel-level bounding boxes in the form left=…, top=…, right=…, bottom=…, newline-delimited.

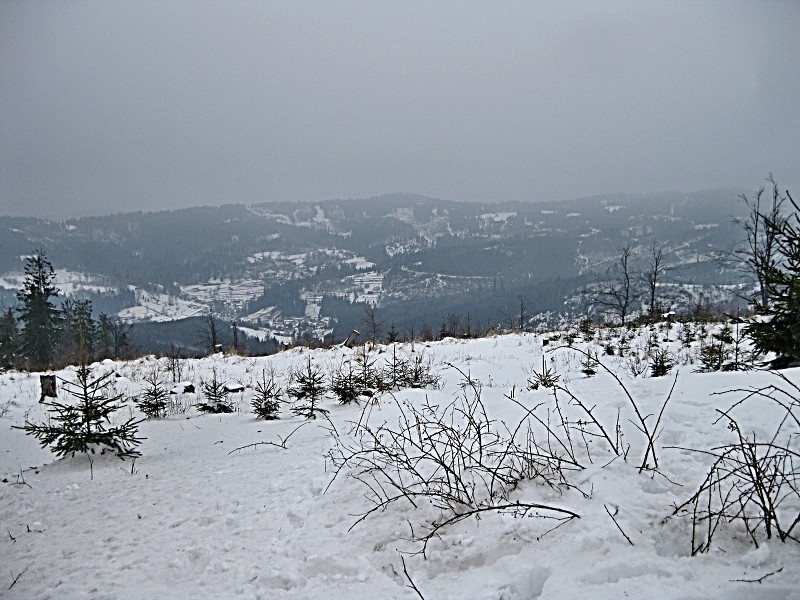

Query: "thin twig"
left=401, top=556, right=427, bottom=600
left=8, top=562, right=33, bottom=590
left=228, top=423, right=308, bottom=454
left=604, top=504, right=634, bottom=546
left=731, top=567, right=783, bottom=584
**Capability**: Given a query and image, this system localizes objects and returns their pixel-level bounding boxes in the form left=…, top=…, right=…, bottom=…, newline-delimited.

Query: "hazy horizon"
left=2, top=1, right=798, bottom=219
left=0, top=187, right=750, bottom=221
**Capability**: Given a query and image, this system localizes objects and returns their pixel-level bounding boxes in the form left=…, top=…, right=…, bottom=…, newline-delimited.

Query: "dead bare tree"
left=734, top=174, right=786, bottom=307
left=588, top=246, right=640, bottom=326
left=362, top=304, right=383, bottom=346
left=641, top=241, right=670, bottom=319
left=199, top=309, right=220, bottom=354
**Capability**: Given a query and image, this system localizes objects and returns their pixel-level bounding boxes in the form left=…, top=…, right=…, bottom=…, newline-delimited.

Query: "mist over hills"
left=0, top=190, right=750, bottom=354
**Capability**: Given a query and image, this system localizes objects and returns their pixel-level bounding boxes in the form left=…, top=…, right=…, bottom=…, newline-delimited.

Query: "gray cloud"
left=1, top=0, right=798, bottom=217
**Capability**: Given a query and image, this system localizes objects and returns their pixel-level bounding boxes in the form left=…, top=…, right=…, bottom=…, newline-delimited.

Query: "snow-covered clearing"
left=2, top=329, right=799, bottom=599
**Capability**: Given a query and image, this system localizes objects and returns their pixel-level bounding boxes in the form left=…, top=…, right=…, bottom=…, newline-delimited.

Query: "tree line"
left=0, top=250, right=132, bottom=371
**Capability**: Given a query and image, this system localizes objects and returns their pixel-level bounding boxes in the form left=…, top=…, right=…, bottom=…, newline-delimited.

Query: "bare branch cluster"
left=545, top=346, right=676, bottom=472
left=329, top=370, right=580, bottom=555
left=673, top=375, right=800, bottom=554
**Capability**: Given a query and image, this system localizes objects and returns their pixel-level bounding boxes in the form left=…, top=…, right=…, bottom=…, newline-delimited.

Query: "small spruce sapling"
left=354, top=349, right=382, bottom=395
left=527, top=356, right=560, bottom=389
left=330, top=360, right=363, bottom=404
left=381, top=345, right=409, bottom=391
left=696, top=341, right=730, bottom=373
left=649, top=348, right=674, bottom=377
left=404, top=353, right=440, bottom=389
left=252, top=369, right=282, bottom=419
left=288, top=357, right=328, bottom=418
left=135, top=369, right=170, bottom=418
left=580, top=350, right=599, bottom=377
left=197, top=368, right=233, bottom=413
left=17, top=364, right=144, bottom=459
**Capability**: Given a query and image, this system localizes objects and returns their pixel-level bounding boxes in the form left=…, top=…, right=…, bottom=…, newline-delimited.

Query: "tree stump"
left=39, top=374, right=57, bottom=403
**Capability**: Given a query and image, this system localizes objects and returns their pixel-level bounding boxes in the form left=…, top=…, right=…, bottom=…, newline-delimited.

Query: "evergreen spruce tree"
left=381, top=345, right=410, bottom=390
left=197, top=368, right=233, bottom=413
left=17, top=364, right=144, bottom=459
left=17, top=250, right=61, bottom=370
left=251, top=370, right=282, bottom=419
left=330, top=360, right=363, bottom=404
left=746, top=190, right=800, bottom=362
left=60, top=298, right=97, bottom=365
left=354, top=349, right=382, bottom=393
left=0, top=307, right=19, bottom=369
left=288, top=357, right=328, bottom=418
left=135, top=369, right=170, bottom=418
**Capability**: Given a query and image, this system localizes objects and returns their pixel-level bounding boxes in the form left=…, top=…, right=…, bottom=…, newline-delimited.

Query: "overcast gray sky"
left=1, top=1, right=798, bottom=218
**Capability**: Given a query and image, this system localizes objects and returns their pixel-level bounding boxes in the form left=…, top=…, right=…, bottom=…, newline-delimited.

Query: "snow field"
left=2, top=327, right=799, bottom=599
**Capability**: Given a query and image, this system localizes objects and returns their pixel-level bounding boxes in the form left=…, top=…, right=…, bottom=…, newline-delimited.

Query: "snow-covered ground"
left=118, top=288, right=207, bottom=322
left=0, top=269, right=115, bottom=297
left=1, top=327, right=799, bottom=599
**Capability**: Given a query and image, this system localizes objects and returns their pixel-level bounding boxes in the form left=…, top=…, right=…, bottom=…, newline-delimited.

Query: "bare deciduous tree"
left=735, top=174, right=785, bottom=307
left=588, top=246, right=640, bottom=326
left=98, top=313, right=132, bottom=360
left=199, top=309, right=220, bottom=354
left=641, top=241, right=670, bottom=319
left=362, top=304, right=383, bottom=346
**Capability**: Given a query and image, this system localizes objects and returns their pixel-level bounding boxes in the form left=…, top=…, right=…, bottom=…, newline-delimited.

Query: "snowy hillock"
left=2, top=324, right=799, bottom=599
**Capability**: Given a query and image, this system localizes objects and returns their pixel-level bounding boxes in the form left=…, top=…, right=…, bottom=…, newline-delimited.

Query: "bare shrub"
left=548, top=346, right=676, bottom=472
left=624, top=351, right=649, bottom=378
left=672, top=374, right=800, bottom=554
left=329, top=370, right=580, bottom=555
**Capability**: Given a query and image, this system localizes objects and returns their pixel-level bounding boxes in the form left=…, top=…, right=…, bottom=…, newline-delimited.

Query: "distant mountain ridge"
left=0, top=190, right=751, bottom=353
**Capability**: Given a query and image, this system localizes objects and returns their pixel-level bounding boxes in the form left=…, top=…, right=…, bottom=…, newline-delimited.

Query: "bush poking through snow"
left=15, top=364, right=144, bottom=460
left=580, top=350, right=599, bottom=377
left=696, top=340, right=730, bottom=372
left=353, top=349, right=382, bottom=394
left=379, top=347, right=440, bottom=391
left=673, top=374, right=800, bottom=554
left=329, top=367, right=581, bottom=556
left=544, top=346, right=676, bottom=472
left=649, top=348, right=674, bottom=377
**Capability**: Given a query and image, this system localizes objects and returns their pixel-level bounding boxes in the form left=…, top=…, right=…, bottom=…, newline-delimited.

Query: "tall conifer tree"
left=17, top=250, right=61, bottom=370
